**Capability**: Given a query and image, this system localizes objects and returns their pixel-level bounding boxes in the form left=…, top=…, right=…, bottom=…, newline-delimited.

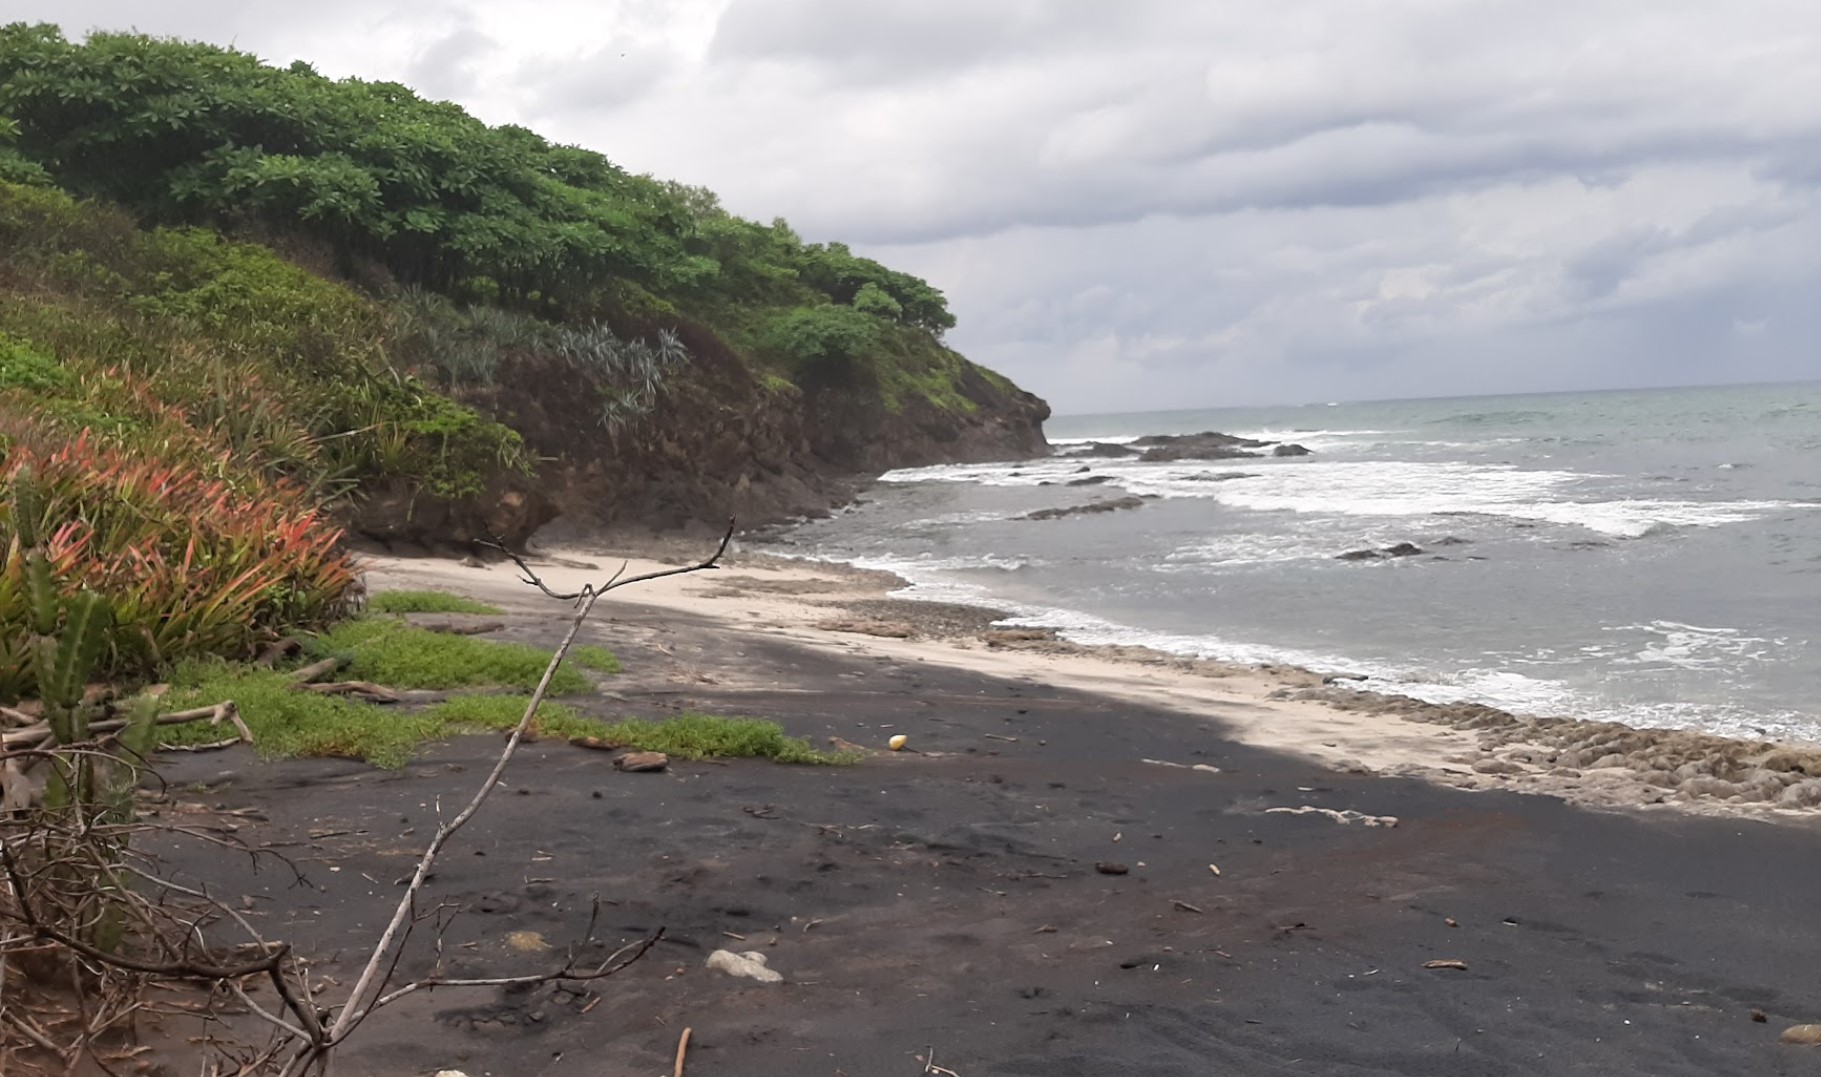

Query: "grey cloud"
left=707, top=0, right=1120, bottom=83
left=518, top=44, right=680, bottom=119
left=406, top=22, right=496, bottom=102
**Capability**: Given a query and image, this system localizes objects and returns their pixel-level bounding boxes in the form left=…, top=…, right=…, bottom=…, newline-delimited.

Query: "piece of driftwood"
left=300, top=681, right=403, bottom=704
left=2, top=701, right=248, bottom=749
left=414, top=620, right=506, bottom=636
left=288, top=656, right=350, bottom=685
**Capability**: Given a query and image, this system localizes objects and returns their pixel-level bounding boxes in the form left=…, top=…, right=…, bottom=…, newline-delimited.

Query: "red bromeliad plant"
left=0, top=427, right=358, bottom=698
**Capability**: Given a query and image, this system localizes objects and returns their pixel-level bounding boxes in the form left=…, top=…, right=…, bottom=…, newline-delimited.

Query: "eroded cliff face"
left=344, top=323, right=1048, bottom=551
left=802, top=360, right=1052, bottom=473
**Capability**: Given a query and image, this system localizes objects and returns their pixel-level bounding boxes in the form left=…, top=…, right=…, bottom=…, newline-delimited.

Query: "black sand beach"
left=148, top=595, right=1821, bottom=1076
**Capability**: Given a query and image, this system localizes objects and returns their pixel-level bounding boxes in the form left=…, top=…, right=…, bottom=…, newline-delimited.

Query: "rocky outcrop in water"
left=1062, top=441, right=1142, bottom=458
left=1133, top=431, right=1271, bottom=462
left=1336, top=542, right=1426, bottom=561
left=1022, top=495, right=1149, bottom=521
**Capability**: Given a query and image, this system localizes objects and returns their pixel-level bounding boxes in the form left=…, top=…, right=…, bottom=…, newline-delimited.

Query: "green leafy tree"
left=762, top=305, right=879, bottom=383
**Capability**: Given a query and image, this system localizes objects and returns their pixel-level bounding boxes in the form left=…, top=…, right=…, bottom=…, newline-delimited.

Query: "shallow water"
left=768, top=381, right=1821, bottom=743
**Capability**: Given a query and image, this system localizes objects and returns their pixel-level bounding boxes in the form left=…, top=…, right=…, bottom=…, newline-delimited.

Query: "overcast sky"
left=22, top=1, right=1821, bottom=413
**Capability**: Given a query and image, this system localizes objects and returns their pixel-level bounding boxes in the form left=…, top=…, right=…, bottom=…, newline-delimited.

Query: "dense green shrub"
left=0, top=429, right=360, bottom=696
left=763, top=305, right=881, bottom=380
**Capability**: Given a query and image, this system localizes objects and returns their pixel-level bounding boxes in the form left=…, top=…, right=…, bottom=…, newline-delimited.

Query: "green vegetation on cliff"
left=0, top=23, right=992, bottom=413
left=0, top=23, right=1042, bottom=697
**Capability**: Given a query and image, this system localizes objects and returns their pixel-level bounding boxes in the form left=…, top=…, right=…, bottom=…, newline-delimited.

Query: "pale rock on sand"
left=706, top=949, right=783, bottom=983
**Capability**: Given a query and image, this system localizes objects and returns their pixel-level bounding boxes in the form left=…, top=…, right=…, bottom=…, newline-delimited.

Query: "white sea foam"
left=1606, top=621, right=1778, bottom=670
left=881, top=457, right=1810, bottom=538
left=1221, top=428, right=1398, bottom=453
left=1049, top=434, right=1143, bottom=447
left=1163, top=532, right=1349, bottom=567
left=806, top=550, right=1818, bottom=744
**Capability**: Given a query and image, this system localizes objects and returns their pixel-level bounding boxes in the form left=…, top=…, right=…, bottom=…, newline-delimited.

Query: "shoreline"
left=363, top=541, right=1821, bottom=822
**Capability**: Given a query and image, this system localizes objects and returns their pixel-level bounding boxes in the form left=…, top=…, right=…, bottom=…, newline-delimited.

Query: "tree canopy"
left=0, top=23, right=956, bottom=334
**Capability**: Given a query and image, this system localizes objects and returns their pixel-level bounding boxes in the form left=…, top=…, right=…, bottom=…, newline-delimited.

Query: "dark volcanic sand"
left=147, top=606, right=1821, bottom=1076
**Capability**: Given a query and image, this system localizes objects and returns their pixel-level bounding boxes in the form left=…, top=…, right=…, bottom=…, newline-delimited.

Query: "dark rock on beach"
left=1272, top=443, right=1313, bottom=457
left=1066, top=475, right=1114, bottom=487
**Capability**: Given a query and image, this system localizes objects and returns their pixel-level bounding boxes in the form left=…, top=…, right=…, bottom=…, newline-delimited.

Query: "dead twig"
left=369, top=929, right=663, bottom=1008
left=673, top=1025, right=692, bottom=1077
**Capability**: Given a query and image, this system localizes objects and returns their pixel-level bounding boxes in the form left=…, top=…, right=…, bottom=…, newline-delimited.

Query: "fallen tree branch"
left=369, top=927, right=663, bottom=1008
left=298, top=681, right=402, bottom=704
left=0, top=843, right=289, bottom=982
left=1, top=702, right=247, bottom=748
left=413, top=620, right=505, bottom=636
left=288, top=657, right=349, bottom=685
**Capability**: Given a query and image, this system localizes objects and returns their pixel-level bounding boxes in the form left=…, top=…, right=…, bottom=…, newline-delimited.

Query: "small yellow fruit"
left=888, top=734, right=908, bottom=751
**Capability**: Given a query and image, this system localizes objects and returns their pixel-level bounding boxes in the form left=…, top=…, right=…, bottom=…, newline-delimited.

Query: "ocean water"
left=765, top=382, right=1821, bottom=745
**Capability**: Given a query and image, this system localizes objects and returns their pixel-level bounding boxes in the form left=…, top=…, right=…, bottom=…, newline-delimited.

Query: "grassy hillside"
left=0, top=23, right=1046, bottom=688
left=0, top=23, right=1007, bottom=416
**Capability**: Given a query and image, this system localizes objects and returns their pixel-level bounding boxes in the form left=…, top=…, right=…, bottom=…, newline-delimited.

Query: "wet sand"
left=137, top=546, right=1821, bottom=1075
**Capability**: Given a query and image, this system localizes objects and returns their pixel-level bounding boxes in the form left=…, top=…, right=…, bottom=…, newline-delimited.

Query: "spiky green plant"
left=8, top=466, right=159, bottom=952
left=12, top=464, right=152, bottom=809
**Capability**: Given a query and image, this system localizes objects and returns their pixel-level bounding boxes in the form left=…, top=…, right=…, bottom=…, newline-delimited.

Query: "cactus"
left=10, top=462, right=154, bottom=816
left=8, top=465, right=157, bottom=948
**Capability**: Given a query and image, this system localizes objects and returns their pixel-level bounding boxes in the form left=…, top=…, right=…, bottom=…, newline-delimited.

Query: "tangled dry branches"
left=1, top=522, right=733, bottom=1073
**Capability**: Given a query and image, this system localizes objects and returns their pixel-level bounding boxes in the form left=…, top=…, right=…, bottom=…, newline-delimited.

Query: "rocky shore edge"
left=699, top=551, right=1821, bottom=820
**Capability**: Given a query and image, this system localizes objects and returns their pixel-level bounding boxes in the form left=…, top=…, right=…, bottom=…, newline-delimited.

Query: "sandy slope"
left=362, top=544, right=1821, bottom=822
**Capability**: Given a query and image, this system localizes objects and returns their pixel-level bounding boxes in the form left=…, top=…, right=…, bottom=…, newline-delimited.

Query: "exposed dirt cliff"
left=344, top=321, right=1049, bottom=553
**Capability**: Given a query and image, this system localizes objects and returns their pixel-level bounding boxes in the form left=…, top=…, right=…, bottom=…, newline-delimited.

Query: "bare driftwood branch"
left=478, top=518, right=735, bottom=604
left=287, top=657, right=349, bottom=686
left=298, top=681, right=401, bottom=704
left=414, top=620, right=505, bottom=636
left=0, top=843, right=289, bottom=982
left=288, top=520, right=735, bottom=1069
left=370, top=927, right=663, bottom=1008
left=1, top=702, right=248, bottom=752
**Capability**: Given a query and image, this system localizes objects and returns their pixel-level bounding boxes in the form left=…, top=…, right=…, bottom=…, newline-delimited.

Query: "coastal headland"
left=145, top=542, right=1821, bottom=1076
